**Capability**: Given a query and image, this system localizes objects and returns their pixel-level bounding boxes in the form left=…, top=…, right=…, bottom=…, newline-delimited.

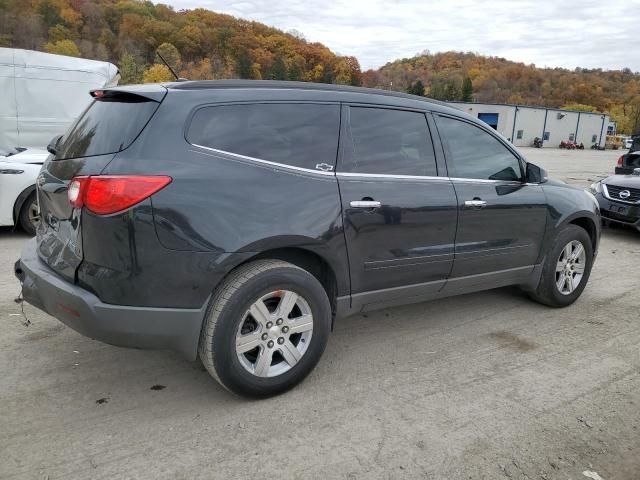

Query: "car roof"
left=164, top=79, right=462, bottom=114
left=101, top=80, right=482, bottom=124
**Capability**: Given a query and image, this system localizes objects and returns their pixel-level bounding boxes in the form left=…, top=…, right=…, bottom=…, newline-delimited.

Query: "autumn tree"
left=4, top=1, right=639, bottom=131
left=561, top=103, right=597, bottom=112
left=156, top=42, right=181, bottom=72
left=44, top=39, right=80, bottom=57
left=143, top=64, right=173, bottom=83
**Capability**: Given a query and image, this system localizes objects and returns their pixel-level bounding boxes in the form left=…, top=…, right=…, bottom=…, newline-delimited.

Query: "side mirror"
left=47, top=134, right=63, bottom=156
left=526, top=162, right=548, bottom=183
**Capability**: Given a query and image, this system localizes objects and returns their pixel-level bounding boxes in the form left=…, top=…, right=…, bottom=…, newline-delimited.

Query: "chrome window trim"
left=191, top=144, right=534, bottom=185
left=602, top=184, right=640, bottom=205
left=337, top=172, right=529, bottom=185
left=336, top=172, right=447, bottom=181
left=448, top=177, right=523, bottom=185
left=191, top=144, right=335, bottom=176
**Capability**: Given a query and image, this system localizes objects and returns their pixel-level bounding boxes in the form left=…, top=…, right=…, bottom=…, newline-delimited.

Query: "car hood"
left=0, top=148, right=49, bottom=164
left=602, top=174, right=640, bottom=188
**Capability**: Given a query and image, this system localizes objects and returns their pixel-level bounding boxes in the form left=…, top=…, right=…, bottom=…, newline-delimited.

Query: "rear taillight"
left=617, top=156, right=624, bottom=166
left=68, top=175, right=172, bottom=215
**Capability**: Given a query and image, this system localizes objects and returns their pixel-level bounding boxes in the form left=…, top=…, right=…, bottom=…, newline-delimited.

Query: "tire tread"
left=529, top=224, right=593, bottom=308
left=198, top=260, right=305, bottom=390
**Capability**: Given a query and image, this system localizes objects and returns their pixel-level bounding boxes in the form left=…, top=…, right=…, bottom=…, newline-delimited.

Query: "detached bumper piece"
left=14, top=238, right=207, bottom=360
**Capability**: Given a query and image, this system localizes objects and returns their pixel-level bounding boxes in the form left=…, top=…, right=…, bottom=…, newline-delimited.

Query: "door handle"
left=350, top=200, right=382, bottom=209
left=464, top=200, right=487, bottom=208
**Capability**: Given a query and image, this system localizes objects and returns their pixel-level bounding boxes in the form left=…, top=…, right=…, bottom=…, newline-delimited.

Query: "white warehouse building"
left=447, top=102, right=611, bottom=148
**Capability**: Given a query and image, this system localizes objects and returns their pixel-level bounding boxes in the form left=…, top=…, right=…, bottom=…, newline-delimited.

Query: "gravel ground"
left=1, top=148, right=639, bottom=480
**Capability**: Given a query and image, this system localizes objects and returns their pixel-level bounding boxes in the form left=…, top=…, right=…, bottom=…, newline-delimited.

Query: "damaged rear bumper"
left=14, top=238, right=207, bottom=360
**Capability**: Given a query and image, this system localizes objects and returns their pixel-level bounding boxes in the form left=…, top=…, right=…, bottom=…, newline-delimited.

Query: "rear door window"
left=57, top=96, right=159, bottom=160
left=187, top=103, right=340, bottom=171
left=437, top=116, right=523, bottom=181
left=340, top=107, right=437, bottom=176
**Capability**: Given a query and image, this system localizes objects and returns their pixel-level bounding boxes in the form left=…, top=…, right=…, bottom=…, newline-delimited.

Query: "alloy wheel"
left=235, top=290, right=313, bottom=377
left=555, top=240, right=586, bottom=295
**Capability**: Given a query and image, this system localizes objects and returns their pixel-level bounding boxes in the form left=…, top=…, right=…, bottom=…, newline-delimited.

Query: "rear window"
left=56, top=97, right=158, bottom=160
left=187, top=103, right=340, bottom=171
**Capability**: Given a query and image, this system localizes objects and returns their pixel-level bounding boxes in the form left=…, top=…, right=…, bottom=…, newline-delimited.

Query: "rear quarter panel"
left=102, top=90, right=350, bottom=298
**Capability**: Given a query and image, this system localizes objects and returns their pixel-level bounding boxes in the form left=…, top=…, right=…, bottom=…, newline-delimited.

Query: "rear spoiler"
left=90, top=84, right=167, bottom=103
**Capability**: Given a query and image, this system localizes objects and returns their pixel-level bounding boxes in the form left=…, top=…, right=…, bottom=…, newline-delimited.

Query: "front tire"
left=199, top=260, right=331, bottom=398
left=529, top=225, right=593, bottom=307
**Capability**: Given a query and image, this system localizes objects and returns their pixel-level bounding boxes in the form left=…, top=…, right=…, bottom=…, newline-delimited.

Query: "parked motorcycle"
left=533, top=137, right=543, bottom=148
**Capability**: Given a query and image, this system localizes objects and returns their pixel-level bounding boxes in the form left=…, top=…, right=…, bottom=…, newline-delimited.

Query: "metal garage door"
left=478, top=113, right=499, bottom=130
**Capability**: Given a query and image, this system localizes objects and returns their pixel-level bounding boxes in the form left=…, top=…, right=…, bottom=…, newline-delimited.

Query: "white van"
left=0, top=48, right=119, bottom=234
left=0, top=48, right=119, bottom=150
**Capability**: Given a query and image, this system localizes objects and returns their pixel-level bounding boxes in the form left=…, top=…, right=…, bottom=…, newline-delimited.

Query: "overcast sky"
left=164, top=0, right=639, bottom=71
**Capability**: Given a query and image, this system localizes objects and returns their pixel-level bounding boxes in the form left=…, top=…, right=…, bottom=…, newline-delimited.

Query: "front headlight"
left=589, top=182, right=602, bottom=194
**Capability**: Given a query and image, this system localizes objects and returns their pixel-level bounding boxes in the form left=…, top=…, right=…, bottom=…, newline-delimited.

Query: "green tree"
left=38, top=0, right=63, bottom=29
left=407, top=80, right=425, bottom=96
left=44, top=39, right=80, bottom=57
left=270, top=56, right=287, bottom=80
left=431, top=77, right=460, bottom=101
left=321, top=63, right=335, bottom=84
left=236, top=50, right=253, bottom=79
left=119, top=52, right=144, bottom=85
left=288, top=55, right=305, bottom=81
left=462, top=76, right=473, bottom=102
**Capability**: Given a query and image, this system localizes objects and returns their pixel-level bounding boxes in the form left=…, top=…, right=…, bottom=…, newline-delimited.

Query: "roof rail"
left=166, top=79, right=449, bottom=106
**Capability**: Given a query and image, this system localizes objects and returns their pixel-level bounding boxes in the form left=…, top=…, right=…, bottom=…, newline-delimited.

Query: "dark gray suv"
left=15, top=81, right=600, bottom=397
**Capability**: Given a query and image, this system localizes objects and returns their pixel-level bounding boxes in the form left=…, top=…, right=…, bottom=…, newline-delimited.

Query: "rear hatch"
left=37, top=86, right=165, bottom=281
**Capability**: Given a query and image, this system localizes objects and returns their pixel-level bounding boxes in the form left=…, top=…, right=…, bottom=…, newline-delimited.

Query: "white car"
left=0, top=148, right=48, bottom=235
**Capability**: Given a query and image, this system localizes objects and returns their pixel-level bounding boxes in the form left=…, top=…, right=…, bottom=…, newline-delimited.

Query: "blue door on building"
left=478, top=113, right=499, bottom=130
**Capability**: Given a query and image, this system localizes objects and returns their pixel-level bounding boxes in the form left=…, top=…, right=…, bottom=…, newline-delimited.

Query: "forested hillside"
left=363, top=51, right=640, bottom=134
left=0, top=0, right=362, bottom=85
left=0, top=2, right=638, bottom=133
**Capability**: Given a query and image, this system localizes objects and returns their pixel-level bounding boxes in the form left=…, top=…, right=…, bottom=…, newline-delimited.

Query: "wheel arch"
left=251, top=247, right=340, bottom=312
left=13, top=184, right=36, bottom=223
left=221, top=245, right=345, bottom=326
left=568, top=216, right=598, bottom=253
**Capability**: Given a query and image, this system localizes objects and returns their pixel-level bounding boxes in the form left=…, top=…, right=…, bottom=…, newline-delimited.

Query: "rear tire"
left=18, top=192, right=39, bottom=236
left=529, top=225, right=593, bottom=307
left=199, top=260, right=331, bottom=398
